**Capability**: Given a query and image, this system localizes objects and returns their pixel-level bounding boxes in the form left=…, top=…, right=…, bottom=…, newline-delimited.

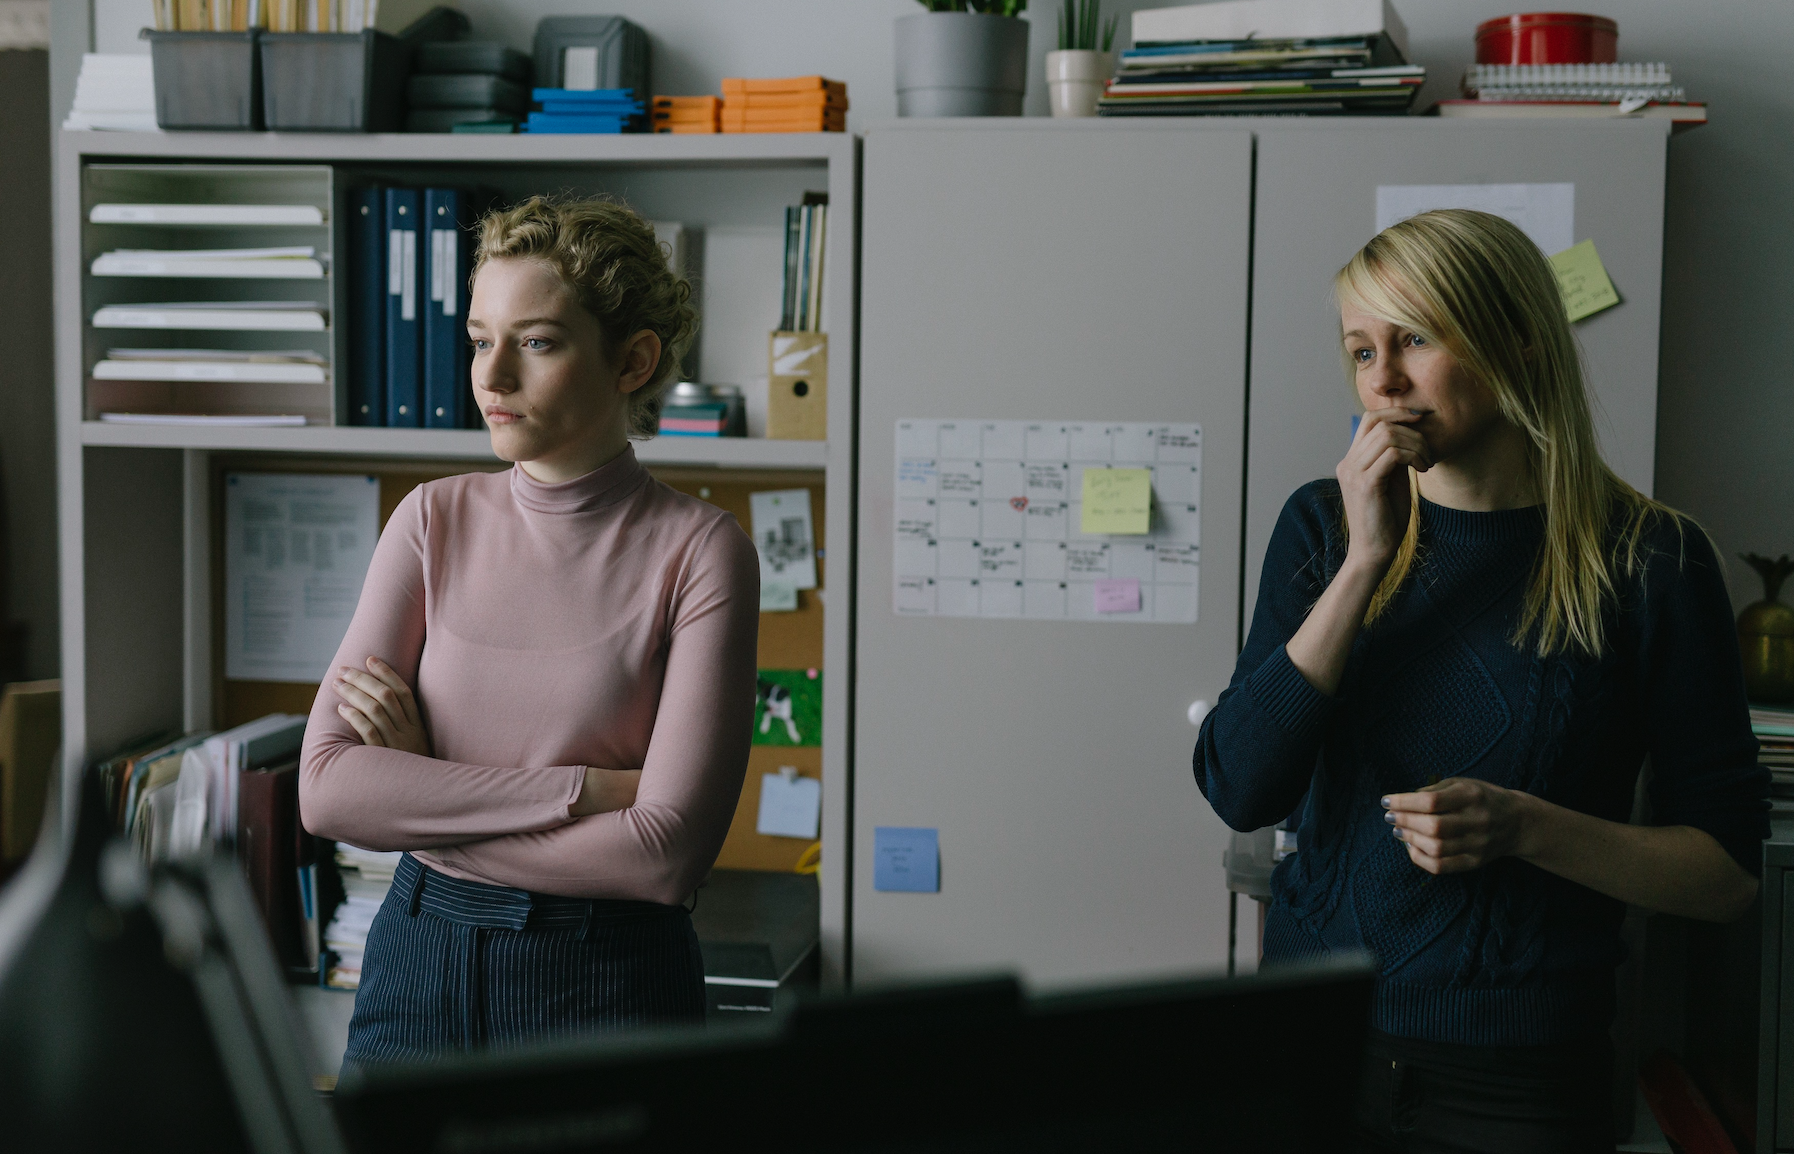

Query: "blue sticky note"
left=874, top=827, right=939, bottom=893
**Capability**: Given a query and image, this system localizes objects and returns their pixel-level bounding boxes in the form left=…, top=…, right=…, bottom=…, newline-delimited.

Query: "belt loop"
left=405, top=854, right=426, bottom=917
left=577, top=899, right=594, bottom=941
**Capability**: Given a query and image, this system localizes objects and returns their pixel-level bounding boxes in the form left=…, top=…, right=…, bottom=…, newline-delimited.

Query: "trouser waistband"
left=395, top=852, right=676, bottom=934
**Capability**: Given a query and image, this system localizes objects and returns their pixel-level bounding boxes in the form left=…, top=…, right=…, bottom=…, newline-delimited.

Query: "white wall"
left=75, top=0, right=1794, bottom=601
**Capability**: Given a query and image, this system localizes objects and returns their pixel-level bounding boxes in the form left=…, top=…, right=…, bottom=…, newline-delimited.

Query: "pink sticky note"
left=1094, top=578, right=1141, bottom=614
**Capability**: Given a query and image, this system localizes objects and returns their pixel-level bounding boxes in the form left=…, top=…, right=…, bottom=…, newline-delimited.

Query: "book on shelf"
left=89, top=203, right=326, bottom=226
left=325, top=846, right=404, bottom=989
left=780, top=193, right=828, bottom=333
left=92, top=300, right=328, bottom=331
left=1462, top=61, right=1681, bottom=102
left=422, top=187, right=486, bottom=429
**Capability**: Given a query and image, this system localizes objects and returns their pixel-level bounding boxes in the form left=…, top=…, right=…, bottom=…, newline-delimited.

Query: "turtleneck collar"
left=508, top=445, right=648, bottom=515
left=1419, top=495, right=1545, bottom=545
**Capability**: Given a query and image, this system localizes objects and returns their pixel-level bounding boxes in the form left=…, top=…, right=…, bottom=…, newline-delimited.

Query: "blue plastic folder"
left=874, top=827, right=940, bottom=893
left=383, top=188, right=423, bottom=427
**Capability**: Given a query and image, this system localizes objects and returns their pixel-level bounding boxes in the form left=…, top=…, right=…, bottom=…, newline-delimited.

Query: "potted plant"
left=895, top=0, right=1031, bottom=118
left=1046, top=0, right=1118, bottom=117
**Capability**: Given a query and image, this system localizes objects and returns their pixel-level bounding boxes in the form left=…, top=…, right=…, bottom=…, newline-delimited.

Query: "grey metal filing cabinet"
left=1760, top=839, right=1794, bottom=1149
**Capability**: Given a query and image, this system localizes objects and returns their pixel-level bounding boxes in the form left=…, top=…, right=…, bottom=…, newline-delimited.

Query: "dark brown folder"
left=236, top=758, right=304, bottom=972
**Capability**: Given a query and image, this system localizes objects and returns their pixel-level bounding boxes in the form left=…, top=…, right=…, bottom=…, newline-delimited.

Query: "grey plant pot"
left=894, top=11, right=1030, bottom=117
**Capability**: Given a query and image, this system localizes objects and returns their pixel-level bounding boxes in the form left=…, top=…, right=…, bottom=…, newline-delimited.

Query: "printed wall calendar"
left=893, top=419, right=1201, bottom=622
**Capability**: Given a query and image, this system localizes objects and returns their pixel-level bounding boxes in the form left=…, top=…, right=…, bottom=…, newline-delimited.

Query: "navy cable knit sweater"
left=1196, top=481, right=1769, bottom=1045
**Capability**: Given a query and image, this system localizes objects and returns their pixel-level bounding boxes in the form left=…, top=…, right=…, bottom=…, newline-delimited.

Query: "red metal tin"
left=1475, top=12, right=1619, bottom=65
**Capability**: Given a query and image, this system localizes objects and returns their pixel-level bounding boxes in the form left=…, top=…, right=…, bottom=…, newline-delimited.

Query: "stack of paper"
left=722, top=77, right=847, bottom=133
left=524, top=88, right=645, bottom=134
left=63, top=53, right=157, bottom=132
left=93, top=300, right=328, bottom=331
left=91, top=245, right=327, bottom=279
left=652, top=95, right=721, bottom=134
left=94, top=347, right=328, bottom=384
left=98, top=412, right=309, bottom=426
left=325, top=847, right=403, bottom=989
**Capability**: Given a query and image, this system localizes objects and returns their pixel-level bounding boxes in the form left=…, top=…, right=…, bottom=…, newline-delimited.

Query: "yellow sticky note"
left=1550, top=239, right=1621, bottom=323
left=1080, top=467, right=1152, bottom=535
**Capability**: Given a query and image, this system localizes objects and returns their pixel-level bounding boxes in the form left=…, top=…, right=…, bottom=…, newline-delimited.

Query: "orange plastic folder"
left=722, top=75, right=847, bottom=99
left=724, top=90, right=849, bottom=111
left=721, top=114, right=846, bottom=134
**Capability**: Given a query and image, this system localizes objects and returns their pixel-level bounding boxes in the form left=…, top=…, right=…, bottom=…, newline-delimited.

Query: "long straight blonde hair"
left=1336, top=208, right=1674, bottom=658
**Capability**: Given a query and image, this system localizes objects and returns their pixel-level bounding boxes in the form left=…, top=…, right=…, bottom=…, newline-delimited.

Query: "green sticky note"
left=1080, top=467, right=1152, bottom=535
left=1551, top=240, right=1621, bottom=323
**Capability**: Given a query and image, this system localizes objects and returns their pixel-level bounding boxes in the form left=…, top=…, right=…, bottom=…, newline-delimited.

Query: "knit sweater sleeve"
left=1194, top=482, right=1339, bottom=831
left=1634, top=518, right=1771, bottom=876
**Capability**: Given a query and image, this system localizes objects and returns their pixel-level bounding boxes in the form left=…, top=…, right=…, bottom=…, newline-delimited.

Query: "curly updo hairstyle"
left=472, top=195, right=699, bottom=439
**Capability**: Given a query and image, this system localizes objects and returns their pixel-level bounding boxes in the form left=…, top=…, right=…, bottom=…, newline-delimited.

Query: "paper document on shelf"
left=225, top=472, right=380, bottom=682
left=1549, top=239, right=1621, bottom=322
left=1374, top=183, right=1574, bottom=255
left=892, top=419, right=1201, bottom=623
left=749, top=489, right=817, bottom=591
left=756, top=768, right=821, bottom=839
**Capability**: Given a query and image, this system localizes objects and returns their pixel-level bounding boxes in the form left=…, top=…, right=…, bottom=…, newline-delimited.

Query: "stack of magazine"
left=1099, top=34, right=1422, bottom=117
left=1753, top=705, right=1794, bottom=797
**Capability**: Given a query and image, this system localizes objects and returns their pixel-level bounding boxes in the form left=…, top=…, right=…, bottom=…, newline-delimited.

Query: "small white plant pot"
left=1045, top=49, right=1111, bottom=118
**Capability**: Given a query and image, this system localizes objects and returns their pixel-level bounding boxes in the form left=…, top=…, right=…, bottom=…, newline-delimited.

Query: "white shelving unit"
left=53, top=130, right=858, bottom=986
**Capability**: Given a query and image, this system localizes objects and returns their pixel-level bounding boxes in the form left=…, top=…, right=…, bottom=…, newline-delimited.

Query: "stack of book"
left=1100, top=0, right=1421, bottom=117
left=524, top=88, right=646, bottom=134
left=652, top=95, right=722, bottom=134
left=1100, top=35, right=1421, bottom=116
left=1753, top=705, right=1794, bottom=796
left=405, top=41, right=533, bottom=134
left=781, top=193, right=829, bottom=332
left=1439, top=63, right=1707, bottom=126
left=721, top=77, right=847, bottom=133
left=324, top=847, right=403, bottom=990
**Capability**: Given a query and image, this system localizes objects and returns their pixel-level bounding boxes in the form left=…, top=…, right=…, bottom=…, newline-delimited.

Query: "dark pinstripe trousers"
left=343, top=854, right=706, bottom=1066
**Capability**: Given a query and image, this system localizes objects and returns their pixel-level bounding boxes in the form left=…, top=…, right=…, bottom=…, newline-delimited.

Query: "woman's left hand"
left=1383, top=778, right=1535, bottom=874
left=332, top=657, right=432, bottom=757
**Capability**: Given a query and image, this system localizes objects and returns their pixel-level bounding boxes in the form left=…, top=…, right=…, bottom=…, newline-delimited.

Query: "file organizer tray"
left=141, top=29, right=263, bottom=131
left=260, top=30, right=408, bottom=132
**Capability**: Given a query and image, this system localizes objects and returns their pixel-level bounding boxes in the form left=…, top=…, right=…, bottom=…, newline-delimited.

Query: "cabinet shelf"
left=79, top=420, right=827, bottom=468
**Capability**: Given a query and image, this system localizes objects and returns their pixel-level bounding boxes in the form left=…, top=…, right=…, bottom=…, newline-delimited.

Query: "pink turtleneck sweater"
left=298, top=447, right=760, bottom=904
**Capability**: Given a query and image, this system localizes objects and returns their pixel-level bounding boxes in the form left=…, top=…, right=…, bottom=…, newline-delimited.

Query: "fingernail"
left=1384, top=813, right=1397, bottom=825
left=1392, top=828, right=1404, bottom=840
left=1380, top=796, right=1393, bottom=809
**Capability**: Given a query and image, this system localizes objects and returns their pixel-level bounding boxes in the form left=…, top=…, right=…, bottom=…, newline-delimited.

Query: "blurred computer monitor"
left=337, top=955, right=1375, bottom=1153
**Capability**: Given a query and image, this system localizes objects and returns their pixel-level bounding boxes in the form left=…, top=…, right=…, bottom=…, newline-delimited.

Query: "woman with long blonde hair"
left=1195, top=209, right=1766, bottom=1151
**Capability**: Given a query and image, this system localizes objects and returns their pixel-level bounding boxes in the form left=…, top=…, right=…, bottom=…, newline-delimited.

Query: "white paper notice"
left=225, top=473, right=380, bottom=682
left=750, top=489, right=818, bottom=593
left=756, top=767, right=822, bottom=839
left=893, top=419, right=1201, bottom=623
left=1374, top=183, right=1574, bottom=256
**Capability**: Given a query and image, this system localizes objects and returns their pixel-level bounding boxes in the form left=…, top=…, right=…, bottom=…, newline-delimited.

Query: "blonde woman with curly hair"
left=1195, top=209, right=1767, bottom=1151
left=301, top=197, right=759, bottom=1064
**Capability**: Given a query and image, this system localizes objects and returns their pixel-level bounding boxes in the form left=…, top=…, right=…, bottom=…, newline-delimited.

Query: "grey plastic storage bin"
left=533, top=16, right=649, bottom=99
left=141, top=29, right=262, bottom=130
left=260, top=30, right=408, bottom=132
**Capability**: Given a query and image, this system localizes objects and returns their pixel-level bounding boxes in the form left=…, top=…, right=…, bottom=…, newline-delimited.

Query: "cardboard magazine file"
left=767, top=331, right=827, bottom=441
